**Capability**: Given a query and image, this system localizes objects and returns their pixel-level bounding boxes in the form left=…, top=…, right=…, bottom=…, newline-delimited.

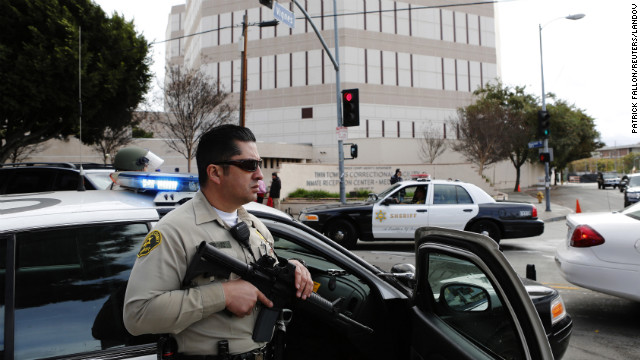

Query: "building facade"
left=166, top=0, right=497, bottom=164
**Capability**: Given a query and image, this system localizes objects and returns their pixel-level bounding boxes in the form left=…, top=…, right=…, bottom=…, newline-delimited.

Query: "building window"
left=302, top=107, right=313, bottom=119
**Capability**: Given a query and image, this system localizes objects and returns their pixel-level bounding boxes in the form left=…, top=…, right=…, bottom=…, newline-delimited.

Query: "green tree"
left=472, top=82, right=539, bottom=191
left=0, top=0, right=152, bottom=163
left=543, top=99, right=604, bottom=183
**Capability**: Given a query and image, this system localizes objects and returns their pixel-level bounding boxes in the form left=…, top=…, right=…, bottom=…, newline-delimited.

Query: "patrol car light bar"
left=116, top=172, right=199, bottom=192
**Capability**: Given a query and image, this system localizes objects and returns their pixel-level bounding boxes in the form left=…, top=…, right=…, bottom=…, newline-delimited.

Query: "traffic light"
left=350, top=144, right=358, bottom=158
left=538, top=110, right=550, bottom=138
left=341, top=88, right=360, bottom=127
left=539, top=152, right=551, bottom=163
left=258, top=0, right=273, bottom=9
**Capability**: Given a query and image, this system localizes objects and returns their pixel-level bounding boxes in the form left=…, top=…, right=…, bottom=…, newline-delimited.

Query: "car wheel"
left=325, top=219, right=358, bottom=249
left=470, top=220, right=501, bottom=243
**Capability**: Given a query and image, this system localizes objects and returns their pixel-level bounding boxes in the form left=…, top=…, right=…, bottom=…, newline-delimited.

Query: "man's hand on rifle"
left=289, top=260, right=313, bottom=300
left=223, top=279, right=273, bottom=317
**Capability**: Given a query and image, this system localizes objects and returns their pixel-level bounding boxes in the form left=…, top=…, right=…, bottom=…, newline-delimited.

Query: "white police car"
left=0, top=172, right=569, bottom=360
left=299, top=178, right=544, bottom=248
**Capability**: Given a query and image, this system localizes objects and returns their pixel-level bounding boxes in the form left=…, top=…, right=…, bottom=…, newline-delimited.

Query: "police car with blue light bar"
left=0, top=171, right=570, bottom=360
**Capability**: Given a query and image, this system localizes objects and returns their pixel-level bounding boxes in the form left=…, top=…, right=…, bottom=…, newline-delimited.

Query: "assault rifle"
left=183, top=240, right=373, bottom=342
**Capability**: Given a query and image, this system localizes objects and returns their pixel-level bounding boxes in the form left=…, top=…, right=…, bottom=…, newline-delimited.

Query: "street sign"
left=336, top=126, right=348, bottom=141
left=528, top=140, right=543, bottom=149
left=273, top=2, right=295, bottom=29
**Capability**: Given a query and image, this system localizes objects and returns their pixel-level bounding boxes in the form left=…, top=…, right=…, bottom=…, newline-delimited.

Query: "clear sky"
left=95, top=0, right=638, bottom=148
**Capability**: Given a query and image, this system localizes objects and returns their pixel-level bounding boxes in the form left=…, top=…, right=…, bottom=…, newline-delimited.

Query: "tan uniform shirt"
left=123, top=190, right=276, bottom=355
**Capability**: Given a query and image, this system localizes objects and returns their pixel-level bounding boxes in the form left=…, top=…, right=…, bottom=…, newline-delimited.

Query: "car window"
left=2, top=169, right=56, bottom=194
left=388, top=185, right=428, bottom=205
left=0, top=223, right=158, bottom=359
left=433, top=185, right=473, bottom=205
left=426, top=252, right=524, bottom=359
left=628, top=176, right=640, bottom=187
left=55, top=171, right=82, bottom=190
left=86, top=172, right=115, bottom=190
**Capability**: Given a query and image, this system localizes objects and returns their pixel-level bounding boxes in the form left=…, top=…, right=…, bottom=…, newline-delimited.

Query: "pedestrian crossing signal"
left=539, top=152, right=550, bottom=163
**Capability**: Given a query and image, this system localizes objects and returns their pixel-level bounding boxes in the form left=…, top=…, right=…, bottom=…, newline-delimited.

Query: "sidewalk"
left=503, top=189, right=573, bottom=223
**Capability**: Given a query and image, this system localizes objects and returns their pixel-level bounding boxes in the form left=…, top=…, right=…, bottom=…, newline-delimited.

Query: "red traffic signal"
left=341, top=89, right=359, bottom=127
left=539, top=152, right=550, bottom=163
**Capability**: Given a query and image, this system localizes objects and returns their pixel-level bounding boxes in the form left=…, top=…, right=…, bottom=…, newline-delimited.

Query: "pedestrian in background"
left=269, top=172, right=281, bottom=210
left=390, top=169, right=404, bottom=202
left=390, top=169, right=403, bottom=184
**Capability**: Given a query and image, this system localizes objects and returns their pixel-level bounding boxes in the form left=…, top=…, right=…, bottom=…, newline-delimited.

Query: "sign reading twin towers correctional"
left=273, top=2, right=295, bottom=29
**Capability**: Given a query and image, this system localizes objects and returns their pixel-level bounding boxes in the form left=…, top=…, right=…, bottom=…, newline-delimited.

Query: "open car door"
left=410, top=227, right=554, bottom=360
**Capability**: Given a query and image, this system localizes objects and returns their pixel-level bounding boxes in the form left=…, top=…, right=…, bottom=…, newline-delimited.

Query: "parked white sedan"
left=555, top=202, right=640, bottom=302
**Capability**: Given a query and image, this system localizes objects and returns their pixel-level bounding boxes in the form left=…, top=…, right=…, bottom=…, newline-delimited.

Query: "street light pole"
left=240, top=15, right=248, bottom=127
left=538, top=13, right=585, bottom=211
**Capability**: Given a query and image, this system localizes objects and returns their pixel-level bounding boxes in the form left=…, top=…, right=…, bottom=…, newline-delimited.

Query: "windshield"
left=85, top=172, right=114, bottom=190
left=370, top=183, right=403, bottom=203
left=628, top=176, right=640, bottom=187
left=622, top=201, right=640, bottom=219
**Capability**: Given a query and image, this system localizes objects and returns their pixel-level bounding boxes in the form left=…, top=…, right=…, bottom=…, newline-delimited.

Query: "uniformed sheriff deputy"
left=123, top=125, right=313, bottom=359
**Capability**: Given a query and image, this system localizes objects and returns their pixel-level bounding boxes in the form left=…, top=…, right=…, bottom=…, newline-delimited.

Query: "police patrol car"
left=0, top=172, right=570, bottom=360
left=299, top=178, right=544, bottom=249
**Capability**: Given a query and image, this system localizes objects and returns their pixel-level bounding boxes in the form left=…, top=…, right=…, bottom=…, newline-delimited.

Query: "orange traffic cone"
left=576, top=199, right=582, bottom=213
left=517, top=184, right=521, bottom=192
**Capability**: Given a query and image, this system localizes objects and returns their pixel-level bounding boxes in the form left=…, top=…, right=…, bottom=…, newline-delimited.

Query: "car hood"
left=626, top=185, right=640, bottom=192
left=301, top=201, right=372, bottom=213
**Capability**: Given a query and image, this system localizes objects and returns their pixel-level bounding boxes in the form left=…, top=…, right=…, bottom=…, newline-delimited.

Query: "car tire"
left=325, top=219, right=358, bottom=249
left=470, top=220, right=501, bottom=243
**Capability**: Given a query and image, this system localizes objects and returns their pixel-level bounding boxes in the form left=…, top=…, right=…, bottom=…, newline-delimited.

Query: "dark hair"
left=196, top=124, right=257, bottom=187
left=395, top=168, right=401, bottom=175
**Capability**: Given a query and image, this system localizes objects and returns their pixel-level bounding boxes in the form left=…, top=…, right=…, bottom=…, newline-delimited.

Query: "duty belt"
left=177, top=345, right=269, bottom=360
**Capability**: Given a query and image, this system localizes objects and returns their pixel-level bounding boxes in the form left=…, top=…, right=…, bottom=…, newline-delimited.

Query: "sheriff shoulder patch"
left=138, top=230, right=162, bottom=257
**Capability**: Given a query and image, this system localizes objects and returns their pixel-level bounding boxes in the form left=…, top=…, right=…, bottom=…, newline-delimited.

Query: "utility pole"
left=240, top=16, right=248, bottom=127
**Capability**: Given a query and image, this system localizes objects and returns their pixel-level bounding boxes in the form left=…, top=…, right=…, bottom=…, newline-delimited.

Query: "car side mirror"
left=440, top=283, right=491, bottom=312
left=390, top=263, right=416, bottom=287
left=383, top=198, right=397, bottom=205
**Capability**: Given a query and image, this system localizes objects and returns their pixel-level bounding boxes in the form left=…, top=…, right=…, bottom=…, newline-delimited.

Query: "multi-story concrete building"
left=166, top=0, right=496, bottom=157
left=161, top=0, right=535, bottom=197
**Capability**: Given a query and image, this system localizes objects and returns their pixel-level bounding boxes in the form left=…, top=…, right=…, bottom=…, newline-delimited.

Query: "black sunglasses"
left=214, top=158, right=262, bottom=172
